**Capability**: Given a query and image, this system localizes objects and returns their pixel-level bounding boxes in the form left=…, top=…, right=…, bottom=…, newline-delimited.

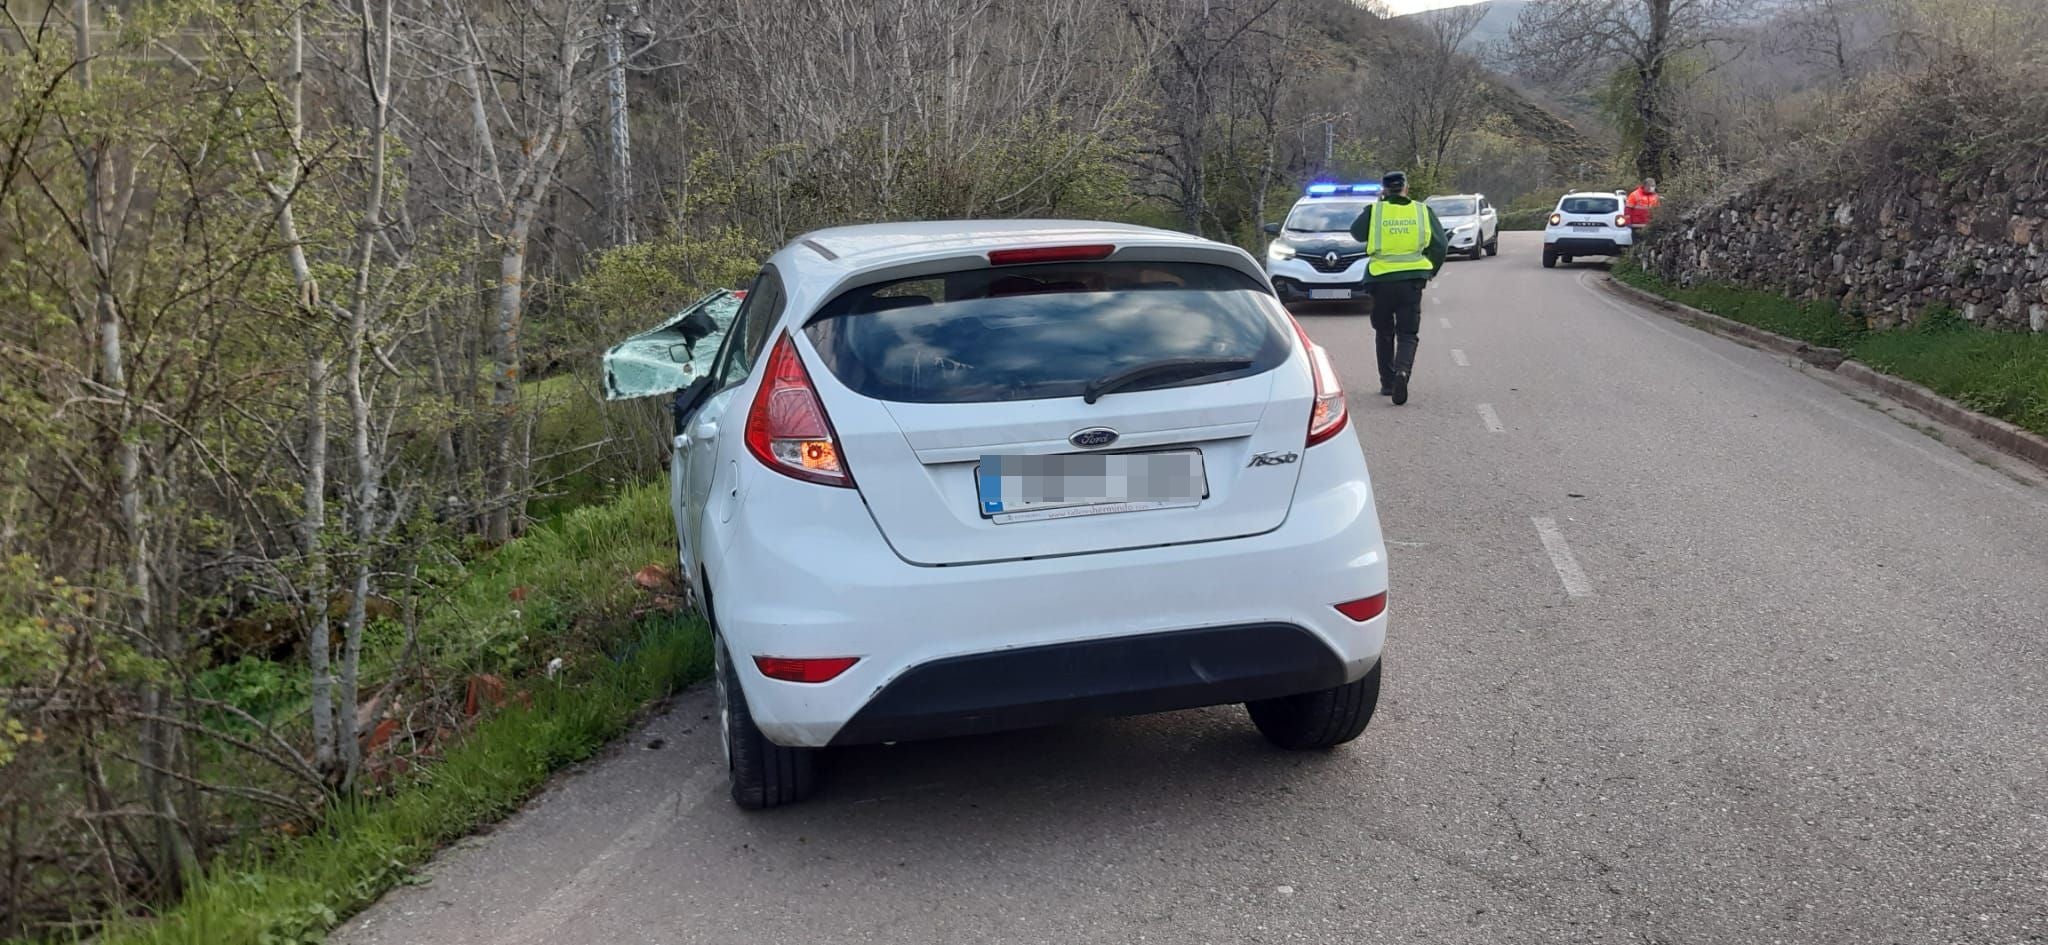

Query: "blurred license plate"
left=1568, top=221, right=1604, bottom=227
left=1310, top=288, right=1352, bottom=300
left=977, top=450, right=1207, bottom=523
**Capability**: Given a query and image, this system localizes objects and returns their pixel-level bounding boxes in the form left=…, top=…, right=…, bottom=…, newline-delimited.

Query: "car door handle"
left=695, top=420, right=720, bottom=441
left=674, top=433, right=690, bottom=451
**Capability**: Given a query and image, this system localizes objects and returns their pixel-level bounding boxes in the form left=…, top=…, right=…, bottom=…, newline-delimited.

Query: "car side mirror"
left=1263, top=222, right=1281, bottom=236
left=670, top=376, right=713, bottom=435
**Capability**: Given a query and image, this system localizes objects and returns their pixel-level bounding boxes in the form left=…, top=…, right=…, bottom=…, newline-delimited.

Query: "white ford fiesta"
left=640, top=221, right=1390, bottom=808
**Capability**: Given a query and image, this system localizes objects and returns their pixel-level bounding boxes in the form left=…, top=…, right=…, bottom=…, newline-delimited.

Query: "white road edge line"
left=1477, top=403, right=1504, bottom=433
left=1531, top=517, right=1594, bottom=598
left=1451, top=348, right=1471, bottom=367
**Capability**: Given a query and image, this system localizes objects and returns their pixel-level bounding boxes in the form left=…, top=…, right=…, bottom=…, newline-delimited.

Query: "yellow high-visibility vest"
left=1366, top=200, right=1434, bottom=277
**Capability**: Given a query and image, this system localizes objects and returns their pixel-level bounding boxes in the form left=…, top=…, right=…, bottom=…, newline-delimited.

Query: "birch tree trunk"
left=73, top=0, right=193, bottom=886
left=341, top=0, right=396, bottom=787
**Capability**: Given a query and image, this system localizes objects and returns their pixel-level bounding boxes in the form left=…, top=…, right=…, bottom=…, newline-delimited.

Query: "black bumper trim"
left=1548, top=237, right=1627, bottom=256
left=829, top=623, right=1347, bottom=746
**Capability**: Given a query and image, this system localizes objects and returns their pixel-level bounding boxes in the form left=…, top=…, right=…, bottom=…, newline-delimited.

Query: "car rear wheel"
left=1485, top=238, right=1499, bottom=257
left=1541, top=247, right=1558, bottom=268
left=716, top=635, right=818, bottom=809
left=1246, top=660, right=1381, bottom=750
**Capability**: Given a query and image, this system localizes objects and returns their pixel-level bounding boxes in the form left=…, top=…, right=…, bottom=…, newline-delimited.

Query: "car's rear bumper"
left=701, top=431, right=1389, bottom=748
left=829, top=622, right=1349, bottom=746
left=1546, top=234, right=1631, bottom=255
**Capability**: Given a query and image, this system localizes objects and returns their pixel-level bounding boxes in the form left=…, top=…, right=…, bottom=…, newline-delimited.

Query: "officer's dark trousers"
left=1368, top=278, right=1425, bottom=387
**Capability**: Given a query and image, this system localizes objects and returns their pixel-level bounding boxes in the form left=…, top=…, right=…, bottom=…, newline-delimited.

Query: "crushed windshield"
left=1284, top=201, right=1372, bottom=233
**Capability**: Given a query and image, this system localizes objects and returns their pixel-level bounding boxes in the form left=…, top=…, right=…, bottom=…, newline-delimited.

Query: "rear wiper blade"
left=1083, top=357, right=1256, bottom=405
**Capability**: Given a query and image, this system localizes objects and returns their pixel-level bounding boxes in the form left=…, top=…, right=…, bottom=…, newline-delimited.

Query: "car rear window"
left=1561, top=197, right=1620, bottom=215
left=803, top=260, right=1291, bottom=404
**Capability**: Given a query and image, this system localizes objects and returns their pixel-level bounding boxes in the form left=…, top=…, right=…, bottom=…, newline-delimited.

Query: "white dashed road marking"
left=1478, top=403, right=1504, bottom=433
left=1531, top=517, right=1594, bottom=598
left=1451, top=348, right=1470, bottom=367
left=1440, top=317, right=1452, bottom=330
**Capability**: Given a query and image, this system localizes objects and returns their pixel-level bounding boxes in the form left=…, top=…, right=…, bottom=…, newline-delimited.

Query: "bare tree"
left=1123, top=0, right=1291, bottom=236
left=1509, top=0, right=1760, bottom=177
left=1394, top=3, right=1489, bottom=188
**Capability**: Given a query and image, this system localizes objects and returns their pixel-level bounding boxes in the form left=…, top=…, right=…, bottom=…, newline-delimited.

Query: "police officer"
left=1349, top=171, right=1448, bottom=406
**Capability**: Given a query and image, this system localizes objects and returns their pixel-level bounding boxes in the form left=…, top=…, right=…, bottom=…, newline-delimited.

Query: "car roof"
left=1427, top=193, right=1481, bottom=200
left=791, top=220, right=1210, bottom=268
left=774, top=220, right=1255, bottom=302
left=1559, top=191, right=1623, bottom=200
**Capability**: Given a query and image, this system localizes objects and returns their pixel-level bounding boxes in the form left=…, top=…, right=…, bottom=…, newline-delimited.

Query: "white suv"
left=1542, top=191, right=1633, bottom=267
left=1425, top=193, right=1499, bottom=259
left=611, top=221, right=1391, bottom=808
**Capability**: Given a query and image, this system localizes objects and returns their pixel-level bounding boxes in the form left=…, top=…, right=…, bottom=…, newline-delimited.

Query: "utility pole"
left=602, top=0, right=637, bottom=245
left=1322, top=118, right=1334, bottom=173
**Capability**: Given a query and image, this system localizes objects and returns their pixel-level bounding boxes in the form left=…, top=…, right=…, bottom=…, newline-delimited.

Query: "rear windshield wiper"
left=1083, top=356, right=1256, bottom=405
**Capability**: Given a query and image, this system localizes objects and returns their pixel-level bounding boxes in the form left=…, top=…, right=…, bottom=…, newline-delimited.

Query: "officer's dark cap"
left=1381, top=171, right=1408, bottom=190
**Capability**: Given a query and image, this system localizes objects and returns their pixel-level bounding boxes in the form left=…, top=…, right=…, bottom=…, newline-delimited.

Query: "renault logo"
left=1324, top=251, right=1340, bottom=267
left=1069, top=427, right=1119, bottom=449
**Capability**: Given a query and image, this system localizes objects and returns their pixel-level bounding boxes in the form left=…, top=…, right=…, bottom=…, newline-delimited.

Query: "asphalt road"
left=338, top=232, right=2048, bottom=945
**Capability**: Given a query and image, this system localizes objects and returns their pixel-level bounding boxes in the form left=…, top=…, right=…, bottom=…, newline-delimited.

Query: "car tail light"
left=1548, top=212, right=1562, bottom=226
left=1335, top=593, right=1387, bottom=622
left=744, top=333, right=853, bottom=487
left=754, top=656, right=859, bottom=683
left=987, top=244, right=1115, bottom=266
left=1616, top=214, right=1629, bottom=227
left=1286, top=315, right=1348, bottom=446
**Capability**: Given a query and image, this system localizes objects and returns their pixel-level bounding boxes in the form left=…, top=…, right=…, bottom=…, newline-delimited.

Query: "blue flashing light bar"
left=1306, top=182, right=1384, bottom=196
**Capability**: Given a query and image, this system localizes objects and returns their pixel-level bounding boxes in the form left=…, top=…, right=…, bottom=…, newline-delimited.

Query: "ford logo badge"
left=1069, top=427, right=1119, bottom=449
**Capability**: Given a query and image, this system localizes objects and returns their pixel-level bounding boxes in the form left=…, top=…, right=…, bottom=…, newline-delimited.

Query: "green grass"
left=420, top=480, right=680, bottom=676
left=1614, top=261, right=2048, bottom=438
left=23, top=481, right=709, bottom=945
left=1855, top=324, right=2048, bottom=437
left=92, top=616, right=708, bottom=945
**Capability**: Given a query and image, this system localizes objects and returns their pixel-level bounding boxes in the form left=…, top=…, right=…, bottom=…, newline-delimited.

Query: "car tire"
left=1485, top=238, right=1499, bottom=257
left=716, top=634, right=818, bottom=809
left=1541, top=247, right=1557, bottom=269
left=1561, top=255, right=1574, bottom=265
left=1246, top=661, right=1381, bottom=750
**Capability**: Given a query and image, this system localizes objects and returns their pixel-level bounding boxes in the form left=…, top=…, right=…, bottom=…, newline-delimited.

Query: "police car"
left=1262, top=183, right=1381, bottom=306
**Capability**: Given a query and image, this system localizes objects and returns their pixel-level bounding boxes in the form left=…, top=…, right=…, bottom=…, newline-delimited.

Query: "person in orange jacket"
left=1625, top=177, right=1661, bottom=228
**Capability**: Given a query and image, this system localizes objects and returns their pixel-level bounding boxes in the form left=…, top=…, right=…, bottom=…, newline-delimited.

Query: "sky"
left=1376, top=0, right=1491, bottom=14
